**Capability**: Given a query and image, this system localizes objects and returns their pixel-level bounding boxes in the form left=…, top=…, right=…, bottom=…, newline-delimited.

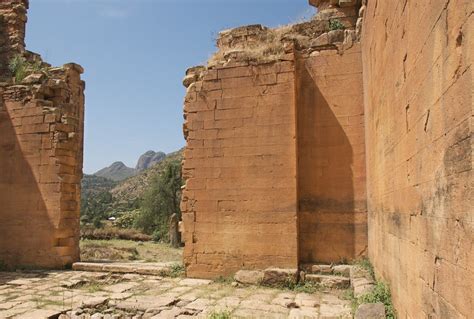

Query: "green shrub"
left=115, top=211, right=138, bottom=229
left=329, top=19, right=345, bottom=31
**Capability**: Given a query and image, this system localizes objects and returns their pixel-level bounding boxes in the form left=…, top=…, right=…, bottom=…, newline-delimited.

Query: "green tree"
left=80, top=191, right=113, bottom=228
left=135, top=160, right=183, bottom=241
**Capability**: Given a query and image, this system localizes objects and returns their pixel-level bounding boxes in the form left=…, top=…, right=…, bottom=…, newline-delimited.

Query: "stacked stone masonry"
left=181, top=0, right=473, bottom=317
left=0, top=0, right=85, bottom=268
left=182, top=60, right=300, bottom=278
left=181, top=0, right=367, bottom=279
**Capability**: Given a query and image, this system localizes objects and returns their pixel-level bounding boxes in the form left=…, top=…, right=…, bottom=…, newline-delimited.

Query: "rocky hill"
left=135, top=151, right=166, bottom=171
left=94, top=161, right=137, bottom=182
left=93, top=150, right=168, bottom=182
left=82, top=149, right=184, bottom=215
left=110, top=149, right=183, bottom=206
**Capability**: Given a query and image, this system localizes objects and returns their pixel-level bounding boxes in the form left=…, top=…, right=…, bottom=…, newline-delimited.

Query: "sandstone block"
left=311, top=33, right=329, bottom=47
left=305, top=274, right=350, bottom=289
left=311, top=264, right=332, bottom=274
left=328, top=30, right=345, bottom=43
left=262, top=268, right=298, bottom=286
left=332, top=265, right=353, bottom=276
left=22, top=73, right=45, bottom=84
left=234, top=270, right=264, bottom=285
left=179, top=278, right=212, bottom=286
left=339, top=0, right=357, bottom=7
left=183, top=74, right=198, bottom=88
left=355, top=303, right=386, bottom=319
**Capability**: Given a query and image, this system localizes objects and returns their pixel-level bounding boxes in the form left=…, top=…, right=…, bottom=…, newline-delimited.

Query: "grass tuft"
left=353, top=257, right=375, bottom=279
left=8, top=54, right=47, bottom=83
left=169, top=263, right=185, bottom=278
left=208, top=310, right=232, bottom=319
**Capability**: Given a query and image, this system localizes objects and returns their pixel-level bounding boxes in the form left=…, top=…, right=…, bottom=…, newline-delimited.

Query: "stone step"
left=301, top=264, right=353, bottom=277
left=304, top=274, right=351, bottom=289
left=72, top=261, right=177, bottom=276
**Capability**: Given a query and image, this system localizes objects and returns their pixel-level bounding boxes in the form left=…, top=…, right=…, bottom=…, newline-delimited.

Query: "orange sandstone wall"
left=362, top=0, right=473, bottom=317
left=0, top=65, right=85, bottom=269
left=181, top=60, right=299, bottom=278
left=0, top=0, right=85, bottom=269
left=297, top=44, right=367, bottom=264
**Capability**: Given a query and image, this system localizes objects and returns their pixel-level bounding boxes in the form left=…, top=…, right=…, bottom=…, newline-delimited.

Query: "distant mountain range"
left=93, top=150, right=167, bottom=182
left=81, top=149, right=184, bottom=214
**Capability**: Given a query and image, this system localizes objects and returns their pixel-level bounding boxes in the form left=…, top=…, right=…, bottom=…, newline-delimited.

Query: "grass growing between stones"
left=208, top=310, right=232, bottom=319
left=344, top=259, right=396, bottom=319
left=8, top=54, right=48, bottom=83
left=359, top=281, right=396, bottom=319
left=82, top=282, right=106, bottom=293
left=353, top=257, right=375, bottom=279
left=169, top=263, right=185, bottom=278
left=271, top=278, right=321, bottom=294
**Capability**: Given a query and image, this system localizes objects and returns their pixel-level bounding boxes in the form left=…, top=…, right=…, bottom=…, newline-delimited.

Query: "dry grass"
left=208, top=24, right=312, bottom=67
left=81, top=225, right=152, bottom=242
left=80, top=239, right=182, bottom=263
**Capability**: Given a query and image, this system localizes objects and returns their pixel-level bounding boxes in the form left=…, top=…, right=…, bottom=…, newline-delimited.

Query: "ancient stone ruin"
left=181, top=0, right=472, bottom=318
left=0, top=0, right=84, bottom=269
left=0, top=0, right=471, bottom=317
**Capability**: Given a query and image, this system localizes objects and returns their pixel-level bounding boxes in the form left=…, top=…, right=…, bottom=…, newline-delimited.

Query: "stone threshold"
left=72, top=261, right=177, bottom=276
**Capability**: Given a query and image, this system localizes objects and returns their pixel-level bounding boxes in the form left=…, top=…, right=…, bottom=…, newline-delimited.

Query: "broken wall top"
left=183, top=0, right=364, bottom=88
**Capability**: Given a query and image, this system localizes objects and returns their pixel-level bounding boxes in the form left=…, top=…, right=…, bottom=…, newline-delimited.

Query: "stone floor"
left=0, top=270, right=352, bottom=318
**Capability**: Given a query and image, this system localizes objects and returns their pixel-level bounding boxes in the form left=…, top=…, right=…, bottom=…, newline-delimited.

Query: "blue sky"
left=26, top=0, right=314, bottom=174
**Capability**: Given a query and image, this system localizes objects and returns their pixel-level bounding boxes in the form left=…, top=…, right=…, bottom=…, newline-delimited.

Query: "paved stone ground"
left=0, top=271, right=352, bottom=318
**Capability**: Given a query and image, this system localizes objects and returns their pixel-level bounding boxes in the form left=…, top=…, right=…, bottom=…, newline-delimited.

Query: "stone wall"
left=0, top=0, right=28, bottom=81
left=0, top=0, right=85, bottom=269
left=297, top=44, right=367, bottom=264
left=181, top=0, right=366, bottom=278
left=362, top=0, right=472, bottom=317
left=181, top=58, right=299, bottom=279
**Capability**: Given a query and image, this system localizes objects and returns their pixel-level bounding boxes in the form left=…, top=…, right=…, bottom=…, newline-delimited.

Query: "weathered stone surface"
left=234, top=270, right=264, bottom=285
left=297, top=44, right=367, bottom=264
left=22, top=72, right=45, bottom=84
left=362, top=0, right=472, bottom=317
left=339, top=0, right=356, bottom=7
left=311, top=265, right=332, bottom=274
left=328, top=29, right=344, bottom=43
left=179, top=278, right=212, bottom=286
left=355, top=302, right=386, bottom=319
left=0, top=0, right=84, bottom=270
left=310, top=32, right=329, bottom=47
left=262, top=268, right=298, bottom=286
left=305, top=274, right=350, bottom=289
left=332, top=265, right=352, bottom=276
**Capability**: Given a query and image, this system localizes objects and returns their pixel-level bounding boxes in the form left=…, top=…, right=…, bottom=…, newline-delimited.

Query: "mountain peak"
left=136, top=150, right=166, bottom=171
left=94, top=161, right=136, bottom=182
